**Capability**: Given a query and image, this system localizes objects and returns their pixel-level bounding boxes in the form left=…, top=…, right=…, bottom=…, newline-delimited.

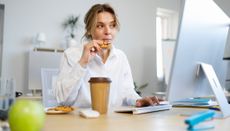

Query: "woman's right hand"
left=79, top=40, right=102, bottom=67
left=135, top=96, right=164, bottom=107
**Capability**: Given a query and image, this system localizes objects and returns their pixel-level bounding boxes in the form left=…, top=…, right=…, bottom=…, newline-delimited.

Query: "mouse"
left=79, top=109, right=100, bottom=118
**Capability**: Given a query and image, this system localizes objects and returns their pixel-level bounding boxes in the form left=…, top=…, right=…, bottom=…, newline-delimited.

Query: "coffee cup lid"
left=88, top=77, right=111, bottom=83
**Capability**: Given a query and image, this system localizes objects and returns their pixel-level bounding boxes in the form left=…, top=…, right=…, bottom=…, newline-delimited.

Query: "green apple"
left=8, top=99, right=46, bottom=131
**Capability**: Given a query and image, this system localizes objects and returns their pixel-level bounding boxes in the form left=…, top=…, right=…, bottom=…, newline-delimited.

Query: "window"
left=156, top=8, right=178, bottom=85
left=156, top=8, right=178, bottom=40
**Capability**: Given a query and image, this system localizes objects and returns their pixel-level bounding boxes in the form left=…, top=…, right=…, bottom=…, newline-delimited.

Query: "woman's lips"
left=102, top=39, right=112, bottom=43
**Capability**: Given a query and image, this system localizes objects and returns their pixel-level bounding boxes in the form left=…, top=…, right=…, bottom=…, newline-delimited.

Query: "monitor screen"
left=166, top=0, right=230, bottom=102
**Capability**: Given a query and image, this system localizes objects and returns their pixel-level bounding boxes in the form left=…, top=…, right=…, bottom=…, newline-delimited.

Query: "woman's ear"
left=87, top=32, right=91, bottom=38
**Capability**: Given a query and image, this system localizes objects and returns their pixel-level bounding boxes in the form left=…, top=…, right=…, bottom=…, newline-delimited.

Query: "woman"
left=54, top=3, right=161, bottom=108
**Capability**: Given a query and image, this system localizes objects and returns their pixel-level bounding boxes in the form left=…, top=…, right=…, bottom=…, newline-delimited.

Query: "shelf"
left=33, top=47, right=64, bottom=52
left=17, top=96, right=42, bottom=101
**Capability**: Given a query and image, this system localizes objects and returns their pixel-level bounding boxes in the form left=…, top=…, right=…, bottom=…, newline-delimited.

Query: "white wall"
left=0, top=0, right=229, bottom=95
left=214, top=0, right=230, bottom=59
left=0, top=0, right=181, bottom=95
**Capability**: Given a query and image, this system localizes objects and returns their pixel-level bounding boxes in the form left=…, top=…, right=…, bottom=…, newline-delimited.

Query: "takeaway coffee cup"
left=89, top=77, right=111, bottom=114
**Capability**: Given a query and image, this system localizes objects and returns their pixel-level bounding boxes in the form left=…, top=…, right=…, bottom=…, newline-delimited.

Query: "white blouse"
left=53, top=45, right=141, bottom=108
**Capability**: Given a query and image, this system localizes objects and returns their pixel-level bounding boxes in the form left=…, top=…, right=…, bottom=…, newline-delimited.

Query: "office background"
left=0, top=0, right=229, bottom=95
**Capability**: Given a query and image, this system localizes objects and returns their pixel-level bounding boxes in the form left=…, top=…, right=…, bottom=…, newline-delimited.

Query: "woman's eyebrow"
left=96, top=22, right=104, bottom=24
left=110, top=20, right=116, bottom=23
left=97, top=20, right=115, bottom=24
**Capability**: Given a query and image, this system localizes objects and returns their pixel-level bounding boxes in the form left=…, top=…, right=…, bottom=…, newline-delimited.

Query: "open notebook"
left=114, top=104, right=172, bottom=115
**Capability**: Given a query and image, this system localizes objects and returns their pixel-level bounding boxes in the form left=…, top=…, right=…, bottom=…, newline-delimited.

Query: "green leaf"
left=62, top=15, right=79, bottom=30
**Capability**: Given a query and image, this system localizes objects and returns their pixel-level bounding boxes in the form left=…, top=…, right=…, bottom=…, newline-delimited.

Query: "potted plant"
left=134, top=82, right=148, bottom=96
left=62, top=15, right=79, bottom=47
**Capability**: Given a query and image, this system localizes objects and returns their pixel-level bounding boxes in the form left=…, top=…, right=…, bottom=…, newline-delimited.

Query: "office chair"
left=41, top=68, right=59, bottom=108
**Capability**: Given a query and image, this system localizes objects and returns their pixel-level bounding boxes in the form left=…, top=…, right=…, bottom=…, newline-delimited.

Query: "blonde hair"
left=83, top=4, right=120, bottom=40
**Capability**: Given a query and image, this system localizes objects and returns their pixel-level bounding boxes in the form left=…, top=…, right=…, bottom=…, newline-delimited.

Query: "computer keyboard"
left=114, top=104, right=172, bottom=115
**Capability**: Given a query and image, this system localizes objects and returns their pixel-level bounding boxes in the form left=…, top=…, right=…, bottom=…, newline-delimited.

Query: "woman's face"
left=91, top=12, right=117, bottom=44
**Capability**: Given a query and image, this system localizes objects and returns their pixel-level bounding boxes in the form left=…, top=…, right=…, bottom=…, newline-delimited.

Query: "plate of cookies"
left=45, top=106, right=74, bottom=114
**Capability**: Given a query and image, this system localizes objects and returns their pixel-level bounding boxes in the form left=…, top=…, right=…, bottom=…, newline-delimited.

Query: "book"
left=172, top=98, right=218, bottom=107
left=114, top=104, right=172, bottom=115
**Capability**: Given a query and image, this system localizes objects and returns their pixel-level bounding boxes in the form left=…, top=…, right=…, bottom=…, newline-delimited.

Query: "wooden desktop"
left=44, top=107, right=230, bottom=131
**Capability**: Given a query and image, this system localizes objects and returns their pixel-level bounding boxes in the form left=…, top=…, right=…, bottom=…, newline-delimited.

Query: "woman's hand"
left=135, top=96, right=164, bottom=107
left=79, top=40, right=102, bottom=67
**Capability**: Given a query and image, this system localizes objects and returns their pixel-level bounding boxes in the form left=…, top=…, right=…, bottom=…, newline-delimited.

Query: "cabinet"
left=28, top=48, right=64, bottom=93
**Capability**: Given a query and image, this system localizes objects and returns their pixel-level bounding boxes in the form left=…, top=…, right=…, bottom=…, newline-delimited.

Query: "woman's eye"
left=97, top=25, right=104, bottom=28
left=110, top=24, right=116, bottom=28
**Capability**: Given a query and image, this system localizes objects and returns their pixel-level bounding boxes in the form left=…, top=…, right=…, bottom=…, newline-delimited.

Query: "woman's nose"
left=104, top=26, right=111, bottom=35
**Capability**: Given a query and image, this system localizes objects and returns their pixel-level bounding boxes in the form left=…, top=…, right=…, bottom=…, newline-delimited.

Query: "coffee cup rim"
left=88, top=77, right=112, bottom=83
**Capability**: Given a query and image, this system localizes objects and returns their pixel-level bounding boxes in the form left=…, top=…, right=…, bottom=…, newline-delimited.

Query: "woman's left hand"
left=135, top=96, right=164, bottom=107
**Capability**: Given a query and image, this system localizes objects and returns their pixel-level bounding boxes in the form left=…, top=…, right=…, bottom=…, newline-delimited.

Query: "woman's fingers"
left=158, top=97, right=164, bottom=102
left=150, top=96, right=160, bottom=104
left=79, top=41, right=98, bottom=66
left=79, top=39, right=109, bottom=67
left=89, top=40, right=102, bottom=53
left=136, top=97, right=153, bottom=107
left=136, top=96, right=163, bottom=107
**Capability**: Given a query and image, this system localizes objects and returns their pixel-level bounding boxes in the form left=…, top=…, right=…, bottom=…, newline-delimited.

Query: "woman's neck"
left=99, top=49, right=110, bottom=63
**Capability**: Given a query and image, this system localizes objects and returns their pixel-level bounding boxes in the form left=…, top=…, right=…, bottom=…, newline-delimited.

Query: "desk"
left=44, top=107, right=230, bottom=131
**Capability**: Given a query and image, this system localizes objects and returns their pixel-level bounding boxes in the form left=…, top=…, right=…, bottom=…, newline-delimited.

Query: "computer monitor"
left=166, top=0, right=230, bottom=102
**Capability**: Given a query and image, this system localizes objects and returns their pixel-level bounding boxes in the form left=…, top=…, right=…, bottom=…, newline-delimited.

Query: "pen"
left=208, top=106, right=220, bottom=111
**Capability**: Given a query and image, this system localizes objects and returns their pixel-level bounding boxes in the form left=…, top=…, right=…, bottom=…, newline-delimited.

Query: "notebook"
left=114, top=104, right=172, bottom=115
left=172, top=98, right=218, bottom=107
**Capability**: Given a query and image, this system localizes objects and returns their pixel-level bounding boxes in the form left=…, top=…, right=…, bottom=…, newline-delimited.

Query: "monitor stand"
left=198, top=63, right=230, bottom=118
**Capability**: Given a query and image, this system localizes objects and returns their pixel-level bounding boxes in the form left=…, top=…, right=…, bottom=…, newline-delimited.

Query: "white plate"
left=45, top=107, right=73, bottom=114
